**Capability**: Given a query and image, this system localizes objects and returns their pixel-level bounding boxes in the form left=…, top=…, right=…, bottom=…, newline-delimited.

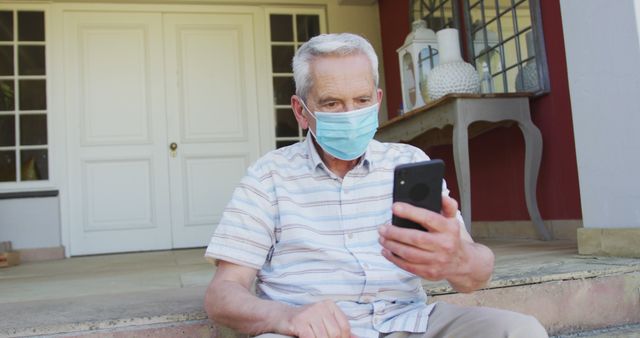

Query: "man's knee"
left=495, top=309, right=548, bottom=338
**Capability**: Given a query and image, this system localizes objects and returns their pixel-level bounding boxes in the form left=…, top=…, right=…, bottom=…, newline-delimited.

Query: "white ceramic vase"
left=427, top=28, right=480, bottom=100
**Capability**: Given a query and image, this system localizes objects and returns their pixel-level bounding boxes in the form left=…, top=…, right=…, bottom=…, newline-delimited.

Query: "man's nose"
left=344, top=103, right=357, bottom=112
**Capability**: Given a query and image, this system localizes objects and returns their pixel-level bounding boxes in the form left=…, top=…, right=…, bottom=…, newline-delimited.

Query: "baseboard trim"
left=578, top=228, right=640, bottom=258
left=17, top=246, right=66, bottom=262
left=471, top=220, right=582, bottom=241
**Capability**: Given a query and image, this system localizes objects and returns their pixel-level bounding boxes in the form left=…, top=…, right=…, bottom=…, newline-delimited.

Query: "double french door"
left=63, top=8, right=265, bottom=255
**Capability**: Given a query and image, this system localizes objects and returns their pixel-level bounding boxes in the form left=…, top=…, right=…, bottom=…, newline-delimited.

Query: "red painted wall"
left=378, top=0, right=582, bottom=221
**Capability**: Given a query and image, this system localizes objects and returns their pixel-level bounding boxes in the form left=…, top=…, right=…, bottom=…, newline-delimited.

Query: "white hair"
left=292, top=33, right=379, bottom=100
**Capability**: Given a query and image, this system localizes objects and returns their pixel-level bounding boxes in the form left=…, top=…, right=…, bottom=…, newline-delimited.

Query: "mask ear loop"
left=298, top=98, right=316, bottom=119
left=298, top=98, right=318, bottom=138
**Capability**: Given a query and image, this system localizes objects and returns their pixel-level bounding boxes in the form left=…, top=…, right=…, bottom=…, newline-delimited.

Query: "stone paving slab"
left=0, top=287, right=208, bottom=337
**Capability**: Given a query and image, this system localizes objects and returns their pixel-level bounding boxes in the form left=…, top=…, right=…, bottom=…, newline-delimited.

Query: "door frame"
left=50, top=2, right=274, bottom=256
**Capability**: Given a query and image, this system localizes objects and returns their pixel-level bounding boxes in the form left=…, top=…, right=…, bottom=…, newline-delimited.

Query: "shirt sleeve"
left=204, top=164, right=277, bottom=270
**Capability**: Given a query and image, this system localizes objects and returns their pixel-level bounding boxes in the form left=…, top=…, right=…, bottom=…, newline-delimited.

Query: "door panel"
left=80, top=28, right=151, bottom=145
left=164, top=13, right=261, bottom=248
left=183, top=156, right=249, bottom=227
left=65, top=12, right=172, bottom=255
left=83, top=158, right=155, bottom=231
left=179, top=28, right=247, bottom=141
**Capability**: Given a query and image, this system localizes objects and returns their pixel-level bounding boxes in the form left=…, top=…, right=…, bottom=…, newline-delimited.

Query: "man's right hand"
left=282, top=299, right=352, bottom=338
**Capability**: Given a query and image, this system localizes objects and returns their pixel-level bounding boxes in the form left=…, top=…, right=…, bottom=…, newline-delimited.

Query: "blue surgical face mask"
left=300, top=100, right=379, bottom=161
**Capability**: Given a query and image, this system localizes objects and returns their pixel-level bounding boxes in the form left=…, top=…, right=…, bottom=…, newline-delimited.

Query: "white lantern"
left=396, top=20, right=438, bottom=113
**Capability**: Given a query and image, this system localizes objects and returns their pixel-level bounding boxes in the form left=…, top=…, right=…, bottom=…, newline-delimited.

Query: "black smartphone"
left=392, top=159, right=445, bottom=231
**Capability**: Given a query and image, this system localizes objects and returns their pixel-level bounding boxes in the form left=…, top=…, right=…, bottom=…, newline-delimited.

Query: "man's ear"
left=376, top=88, right=384, bottom=105
left=291, top=95, right=309, bottom=130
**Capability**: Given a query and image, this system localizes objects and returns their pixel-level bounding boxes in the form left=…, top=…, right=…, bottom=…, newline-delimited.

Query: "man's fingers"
left=379, top=236, right=433, bottom=262
left=330, top=305, right=351, bottom=338
left=321, top=315, right=340, bottom=338
left=379, top=221, right=439, bottom=251
left=381, top=248, right=444, bottom=280
left=392, top=202, right=447, bottom=232
left=441, top=196, right=458, bottom=219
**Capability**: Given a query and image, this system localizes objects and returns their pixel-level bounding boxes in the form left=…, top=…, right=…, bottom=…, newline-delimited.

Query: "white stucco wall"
left=0, top=197, right=62, bottom=249
left=561, top=0, right=640, bottom=228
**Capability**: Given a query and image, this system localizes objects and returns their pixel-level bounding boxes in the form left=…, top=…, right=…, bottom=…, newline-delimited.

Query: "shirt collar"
left=303, top=135, right=374, bottom=175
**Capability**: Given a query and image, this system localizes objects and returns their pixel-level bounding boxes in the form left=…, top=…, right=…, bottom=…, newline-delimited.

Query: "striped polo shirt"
left=205, top=136, right=455, bottom=337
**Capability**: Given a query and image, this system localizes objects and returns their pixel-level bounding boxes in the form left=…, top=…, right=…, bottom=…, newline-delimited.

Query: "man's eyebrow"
left=317, top=97, right=340, bottom=104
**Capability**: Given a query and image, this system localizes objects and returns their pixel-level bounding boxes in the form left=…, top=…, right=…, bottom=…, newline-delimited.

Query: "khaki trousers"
left=255, top=302, right=548, bottom=338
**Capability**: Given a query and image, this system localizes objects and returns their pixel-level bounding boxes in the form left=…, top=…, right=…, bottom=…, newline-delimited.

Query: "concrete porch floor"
left=0, top=239, right=639, bottom=337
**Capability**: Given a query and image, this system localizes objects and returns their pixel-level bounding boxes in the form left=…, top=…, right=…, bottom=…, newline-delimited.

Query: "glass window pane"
left=271, top=45, right=294, bottom=73
left=20, top=149, right=48, bottom=181
left=18, top=46, right=45, bottom=75
left=0, top=115, right=15, bottom=146
left=276, top=140, right=297, bottom=149
left=296, top=15, right=320, bottom=42
left=270, top=14, right=293, bottom=42
left=20, top=114, right=47, bottom=145
left=273, top=76, right=295, bottom=105
left=498, top=0, right=513, bottom=11
left=19, top=79, right=46, bottom=110
left=486, top=20, right=500, bottom=46
left=499, top=9, right=516, bottom=40
left=519, top=29, right=535, bottom=60
left=492, top=73, right=505, bottom=92
left=516, top=0, right=532, bottom=30
left=503, top=37, right=518, bottom=69
left=506, top=66, right=519, bottom=92
left=0, top=46, right=14, bottom=76
left=469, top=4, right=484, bottom=34
left=0, top=80, right=15, bottom=111
left=0, top=150, right=16, bottom=182
left=18, top=11, right=44, bottom=42
left=0, top=11, right=13, bottom=41
left=443, top=2, right=455, bottom=28
left=276, top=108, right=298, bottom=137
left=464, top=0, right=546, bottom=94
left=484, top=1, right=497, bottom=24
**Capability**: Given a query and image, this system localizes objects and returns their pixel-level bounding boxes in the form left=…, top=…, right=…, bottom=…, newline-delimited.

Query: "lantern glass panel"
left=401, top=52, right=416, bottom=110
left=418, top=46, right=439, bottom=103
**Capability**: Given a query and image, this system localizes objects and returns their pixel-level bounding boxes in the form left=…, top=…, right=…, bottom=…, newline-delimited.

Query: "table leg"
left=518, top=119, right=552, bottom=240
left=453, top=123, right=472, bottom=232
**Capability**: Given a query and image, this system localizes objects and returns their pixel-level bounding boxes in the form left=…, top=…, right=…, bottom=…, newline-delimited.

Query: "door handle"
left=169, top=142, right=178, bottom=157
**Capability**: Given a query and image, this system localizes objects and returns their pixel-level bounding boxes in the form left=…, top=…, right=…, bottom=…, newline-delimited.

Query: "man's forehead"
left=308, top=54, right=374, bottom=97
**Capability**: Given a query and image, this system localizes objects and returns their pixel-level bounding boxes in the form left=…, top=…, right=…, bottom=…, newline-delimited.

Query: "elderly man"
left=204, top=33, right=547, bottom=338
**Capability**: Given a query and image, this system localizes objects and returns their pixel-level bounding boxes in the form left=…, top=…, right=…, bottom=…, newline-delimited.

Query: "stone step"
left=552, top=323, right=640, bottom=338
left=3, top=270, right=638, bottom=337
left=1, top=241, right=638, bottom=337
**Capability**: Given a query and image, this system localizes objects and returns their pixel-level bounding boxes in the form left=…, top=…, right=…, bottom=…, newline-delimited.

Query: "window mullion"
left=12, top=10, right=21, bottom=182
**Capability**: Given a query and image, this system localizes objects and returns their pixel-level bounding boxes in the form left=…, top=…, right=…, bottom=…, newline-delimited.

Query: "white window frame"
left=264, top=6, right=327, bottom=149
left=0, top=3, right=56, bottom=194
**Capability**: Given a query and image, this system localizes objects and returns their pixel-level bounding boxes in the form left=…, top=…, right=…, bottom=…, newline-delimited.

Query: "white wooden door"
left=164, top=13, right=260, bottom=248
left=63, top=8, right=265, bottom=255
left=64, top=12, right=172, bottom=255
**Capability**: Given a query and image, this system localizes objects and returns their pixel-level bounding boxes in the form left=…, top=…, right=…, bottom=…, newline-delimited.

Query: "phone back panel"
left=392, top=160, right=445, bottom=231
